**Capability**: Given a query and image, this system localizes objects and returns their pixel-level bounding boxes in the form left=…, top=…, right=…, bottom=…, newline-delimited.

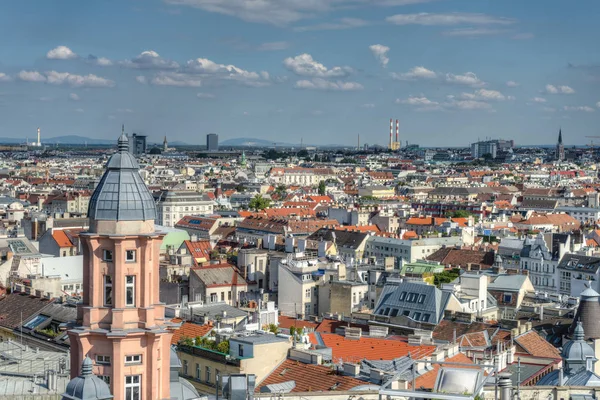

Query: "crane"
left=585, top=136, right=600, bottom=153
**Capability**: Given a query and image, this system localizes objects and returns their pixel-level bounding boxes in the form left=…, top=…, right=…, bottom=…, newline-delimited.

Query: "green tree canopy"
left=249, top=194, right=271, bottom=211
left=318, top=180, right=326, bottom=195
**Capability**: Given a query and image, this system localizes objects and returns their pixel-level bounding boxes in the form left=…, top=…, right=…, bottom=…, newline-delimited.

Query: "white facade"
left=156, top=191, right=215, bottom=227
left=365, top=236, right=463, bottom=263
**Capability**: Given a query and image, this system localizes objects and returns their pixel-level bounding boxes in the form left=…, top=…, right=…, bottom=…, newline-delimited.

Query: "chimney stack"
left=395, top=119, right=399, bottom=144
left=389, top=119, right=393, bottom=149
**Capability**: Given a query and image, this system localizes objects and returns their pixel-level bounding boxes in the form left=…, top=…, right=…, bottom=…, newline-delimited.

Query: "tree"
left=482, top=153, right=493, bottom=160
left=318, top=180, right=326, bottom=196
left=297, top=149, right=309, bottom=158
left=340, top=157, right=357, bottom=164
left=433, top=268, right=461, bottom=287
left=274, top=185, right=287, bottom=197
left=289, top=326, right=296, bottom=337
left=235, top=184, right=246, bottom=193
left=249, top=194, right=271, bottom=211
left=446, top=210, right=473, bottom=219
left=217, top=340, right=230, bottom=354
left=179, top=336, right=194, bottom=346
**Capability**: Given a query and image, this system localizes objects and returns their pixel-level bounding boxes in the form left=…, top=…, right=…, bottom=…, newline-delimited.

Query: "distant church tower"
left=556, top=128, right=565, bottom=161
left=163, top=135, right=168, bottom=153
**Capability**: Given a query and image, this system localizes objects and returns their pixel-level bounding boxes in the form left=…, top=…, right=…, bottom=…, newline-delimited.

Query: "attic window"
left=399, top=292, right=406, bottom=301
left=417, top=294, right=426, bottom=304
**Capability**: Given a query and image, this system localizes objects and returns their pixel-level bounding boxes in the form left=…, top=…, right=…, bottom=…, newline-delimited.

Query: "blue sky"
left=0, top=0, right=599, bottom=147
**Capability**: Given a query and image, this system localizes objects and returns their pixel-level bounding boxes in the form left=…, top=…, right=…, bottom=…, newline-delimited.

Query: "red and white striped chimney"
left=395, top=119, right=399, bottom=144
left=389, top=118, right=393, bottom=148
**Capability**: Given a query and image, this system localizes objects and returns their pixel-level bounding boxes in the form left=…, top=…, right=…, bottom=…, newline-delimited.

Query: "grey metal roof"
left=230, top=334, right=289, bottom=345
left=87, top=134, right=157, bottom=222
left=260, top=380, right=296, bottom=393
left=487, top=275, right=528, bottom=292
left=374, top=281, right=450, bottom=324
left=62, top=357, right=113, bottom=400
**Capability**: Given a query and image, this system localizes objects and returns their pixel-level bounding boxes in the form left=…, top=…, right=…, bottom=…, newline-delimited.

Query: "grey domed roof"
left=170, top=377, right=202, bottom=400
left=62, top=357, right=113, bottom=400
left=562, top=321, right=597, bottom=371
left=88, top=132, right=157, bottom=222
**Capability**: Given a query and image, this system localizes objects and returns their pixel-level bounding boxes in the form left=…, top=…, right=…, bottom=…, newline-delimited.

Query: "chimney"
left=285, top=236, right=295, bottom=253
left=395, top=119, right=399, bottom=144
left=498, top=373, right=513, bottom=400
left=389, top=119, right=393, bottom=149
left=343, top=363, right=360, bottom=377
left=318, top=241, right=327, bottom=258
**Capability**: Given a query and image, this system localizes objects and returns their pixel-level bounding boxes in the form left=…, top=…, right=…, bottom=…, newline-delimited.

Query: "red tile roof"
left=310, top=333, right=436, bottom=363
left=256, top=359, right=366, bottom=393
left=184, top=240, right=212, bottom=263
left=170, top=321, right=213, bottom=345
left=514, top=330, right=561, bottom=359
left=52, top=230, right=74, bottom=248
left=278, top=316, right=319, bottom=331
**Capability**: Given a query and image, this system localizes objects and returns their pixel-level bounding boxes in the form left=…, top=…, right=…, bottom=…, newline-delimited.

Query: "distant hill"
left=0, top=135, right=191, bottom=146
left=220, top=137, right=295, bottom=147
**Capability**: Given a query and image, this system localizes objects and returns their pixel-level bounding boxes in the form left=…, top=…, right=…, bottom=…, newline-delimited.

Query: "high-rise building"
left=471, top=140, right=498, bottom=159
left=130, top=133, right=147, bottom=155
left=556, top=128, right=565, bottom=161
left=65, top=133, right=199, bottom=400
left=206, top=133, right=218, bottom=151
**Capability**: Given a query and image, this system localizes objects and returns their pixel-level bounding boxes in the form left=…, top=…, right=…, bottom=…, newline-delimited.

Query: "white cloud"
left=294, top=78, right=363, bottom=91
left=597, top=101, right=600, bottom=108
left=449, top=99, right=492, bottom=110
left=0, top=73, right=11, bottom=82
left=544, top=84, right=575, bottom=94
left=531, top=97, right=546, bottom=103
left=45, top=71, right=115, bottom=87
left=121, top=50, right=179, bottom=69
left=197, top=92, right=216, bottom=99
left=185, top=57, right=269, bottom=86
left=460, top=88, right=513, bottom=101
left=391, top=66, right=437, bottom=80
left=257, top=41, right=289, bottom=51
left=564, top=105, right=595, bottom=112
left=361, top=103, right=375, bottom=108
left=369, top=44, right=390, bottom=68
left=47, top=46, right=77, bottom=60
left=386, top=12, right=514, bottom=26
left=445, top=72, right=485, bottom=87
left=74, top=108, right=84, bottom=113
left=165, top=0, right=436, bottom=26
left=506, top=81, right=519, bottom=87
left=136, top=76, right=148, bottom=84
left=69, top=93, right=80, bottom=101
left=397, top=96, right=439, bottom=106
left=150, top=72, right=202, bottom=87
left=283, top=54, right=352, bottom=78
left=294, top=18, right=370, bottom=32
left=18, top=70, right=46, bottom=82
left=442, top=28, right=510, bottom=37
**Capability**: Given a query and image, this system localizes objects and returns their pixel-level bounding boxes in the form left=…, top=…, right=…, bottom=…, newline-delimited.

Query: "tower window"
left=104, top=276, right=113, bottom=306
left=126, top=250, right=136, bottom=262
left=125, top=375, right=141, bottom=400
left=125, top=354, right=142, bottom=364
left=125, top=276, right=135, bottom=307
left=96, top=355, right=111, bottom=365
left=102, top=250, right=113, bottom=262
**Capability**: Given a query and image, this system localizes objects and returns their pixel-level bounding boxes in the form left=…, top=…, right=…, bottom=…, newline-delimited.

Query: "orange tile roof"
left=52, top=230, right=74, bottom=248
left=310, top=333, right=436, bottom=363
left=256, top=359, right=366, bottom=393
left=170, top=322, right=213, bottom=345
left=514, top=330, right=561, bottom=359
left=412, top=353, right=476, bottom=390
left=403, top=231, right=419, bottom=239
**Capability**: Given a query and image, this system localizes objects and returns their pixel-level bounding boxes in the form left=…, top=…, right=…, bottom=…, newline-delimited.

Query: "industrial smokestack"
left=37, top=127, right=41, bottom=146
left=395, top=120, right=399, bottom=144
left=389, top=119, right=393, bottom=148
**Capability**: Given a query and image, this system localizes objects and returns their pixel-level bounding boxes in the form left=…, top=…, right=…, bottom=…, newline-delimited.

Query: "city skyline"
left=0, top=0, right=599, bottom=146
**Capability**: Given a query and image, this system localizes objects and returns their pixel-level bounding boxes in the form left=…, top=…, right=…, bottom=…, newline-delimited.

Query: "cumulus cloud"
left=69, top=93, right=80, bottom=101
left=257, top=41, right=289, bottom=51
left=449, top=99, right=492, bottom=110
left=398, top=94, right=494, bottom=111
left=506, top=81, right=519, bottom=87
left=531, top=97, right=546, bottom=103
left=45, top=71, right=115, bottom=87
left=397, top=96, right=439, bottom=106
left=47, top=46, right=78, bottom=60
left=445, top=72, right=485, bottom=87
left=545, top=84, right=575, bottom=94
left=136, top=76, right=148, bottom=84
left=87, top=55, right=113, bottom=66
left=391, top=66, right=437, bottom=80
left=369, top=44, right=390, bottom=68
left=185, top=57, right=270, bottom=86
left=294, top=78, right=363, bottom=91
left=150, top=72, right=202, bottom=87
left=563, top=105, right=595, bottom=112
left=18, top=70, right=47, bottom=82
left=197, top=92, right=216, bottom=98
left=0, top=73, right=11, bottom=82
left=386, top=12, right=515, bottom=26
left=283, top=54, right=352, bottom=78
left=121, top=50, right=179, bottom=69
left=460, top=88, right=513, bottom=101
left=294, top=18, right=370, bottom=32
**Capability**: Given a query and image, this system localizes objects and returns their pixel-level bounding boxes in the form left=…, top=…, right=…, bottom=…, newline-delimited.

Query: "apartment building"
left=155, top=190, right=215, bottom=227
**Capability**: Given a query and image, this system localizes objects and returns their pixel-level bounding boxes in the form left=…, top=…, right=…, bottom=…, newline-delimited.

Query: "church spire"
left=558, top=128, right=563, bottom=145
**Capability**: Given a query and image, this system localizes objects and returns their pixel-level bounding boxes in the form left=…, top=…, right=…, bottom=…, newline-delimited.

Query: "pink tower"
left=68, top=131, right=177, bottom=399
